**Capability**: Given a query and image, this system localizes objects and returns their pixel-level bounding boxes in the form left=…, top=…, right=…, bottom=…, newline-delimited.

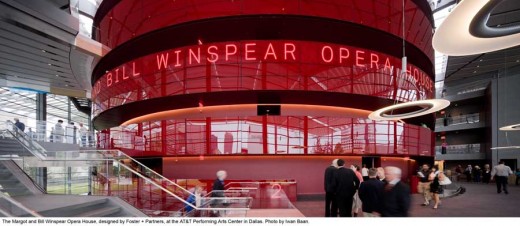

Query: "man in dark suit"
left=358, top=168, right=384, bottom=217
left=381, top=166, right=411, bottom=217
left=324, top=159, right=339, bottom=217
left=333, top=159, right=360, bottom=217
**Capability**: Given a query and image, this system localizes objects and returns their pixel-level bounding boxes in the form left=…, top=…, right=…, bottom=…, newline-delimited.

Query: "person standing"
left=324, top=159, right=339, bottom=217
left=79, top=123, right=88, bottom=147
left=333, top=159, right=360, bottom=217
left=376, top=167, right=386, bottom=182
left=358, top=168, right=384, bottom=217
left=381, top=166, right=410, bottom=217
left=65, top=122, right=75, bottom=144
left=441, top=141, right=448, bottom=154
left=429, top=166, right=442, bottom=209
left=185, top=186, right=203, bottom=214
left=350, top=165, right=364, bottom=217
left=54, top=120, right=64, bottom=143
left=417, top=164, right=432, bottom=206
left=464, top=165, right=472, bottom=182
left=211, top=170, right=227, bottom=217
left=361, top=164, right=369, bottom=181
left=13, top=118, right=25, bottom=132
left=491, top=161, right=513, bottom=194
left=26, top=128, right=35, bottom=140
left=212, top=170, right=227, bottom=198
left=483, top=164, right=491, bottom=184
left=473, top=165, right=482, bottom=183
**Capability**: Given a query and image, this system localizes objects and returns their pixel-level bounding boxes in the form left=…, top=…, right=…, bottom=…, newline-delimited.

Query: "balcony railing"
left=435, top=113, right=482, bottom=128
left=435, top=143, right=483, bottom=155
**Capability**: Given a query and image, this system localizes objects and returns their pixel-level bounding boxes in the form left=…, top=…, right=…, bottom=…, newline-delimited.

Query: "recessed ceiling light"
left=55, top=75, right=60, bottom=77
left=476, top=65, right=480, bottom=67
left=65, top=84, right=69, bottom=87
left=473, top=71, right=477, bottom=73
left=42, top=50, right=46, bottom=52
left=48, top=63, right=52, bottom=66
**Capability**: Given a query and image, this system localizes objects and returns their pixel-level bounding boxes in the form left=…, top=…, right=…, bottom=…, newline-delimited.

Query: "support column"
left=162, top=120, right=167, bottom=155
left=35, top=93, right=47, bottom=121
left=67, top=98, right=72, bottom=123
left=35, top=93, right=48, bottom=191
left=262, top=116, right=268, bottom=154
left=67, top=166, right=72, bottom=194
left=206, top=117, right=211, bottom=155
left=304, top=116, right=308, bottom=154
left=393, top=121, right=398, bottom=154
left=88, top=166, right=92, bottom=195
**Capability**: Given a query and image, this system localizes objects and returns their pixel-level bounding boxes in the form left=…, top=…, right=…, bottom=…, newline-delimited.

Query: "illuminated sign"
left=93, top=40, right=433, bottom=100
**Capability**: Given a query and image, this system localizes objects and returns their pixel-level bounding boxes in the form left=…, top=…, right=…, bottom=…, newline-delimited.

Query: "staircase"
left=0, top=137, right=31, bottom=157
left=1, top=121, right=249, bottom=217
left=0, top=160, right=146, bottom=217
left=0, top=161, right=42, bottom=197
left=13, top=195, right=145, bottom=217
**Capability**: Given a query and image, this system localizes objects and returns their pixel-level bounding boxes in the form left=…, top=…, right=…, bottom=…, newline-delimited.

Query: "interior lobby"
left=0, top=0, right=519, bottom=218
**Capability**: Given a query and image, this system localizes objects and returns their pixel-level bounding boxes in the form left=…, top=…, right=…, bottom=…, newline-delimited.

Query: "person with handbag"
left=429, top=166, right=442, bottom=209
left=429, top=167, right=452, bottom=210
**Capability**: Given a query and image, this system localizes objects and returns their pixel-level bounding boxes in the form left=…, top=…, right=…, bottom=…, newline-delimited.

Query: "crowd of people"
left=324, top=159, right=410, bottom=217
left=9, top=117, right=91, bottom=147
left=455, top=164, right=492, bottom=183
left=455, top=162, right=519, bottom=190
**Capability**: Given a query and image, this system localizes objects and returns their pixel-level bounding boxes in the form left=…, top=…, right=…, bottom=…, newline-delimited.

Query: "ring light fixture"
left=433, top=0, right=520, bottom=56
left=368, top=99, right=450, bottom=121
left=499, top=123, right=520, bottom=131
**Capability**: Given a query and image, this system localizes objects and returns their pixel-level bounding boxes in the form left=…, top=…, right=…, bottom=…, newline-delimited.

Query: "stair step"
left=40, top=199, right=109, bottom=217
left=2, top=191, right=33, bottom=197
left=75, top=206, right=122, bottom=217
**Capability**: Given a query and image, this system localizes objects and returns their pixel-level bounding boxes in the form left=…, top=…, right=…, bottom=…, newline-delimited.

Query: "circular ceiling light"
left=499, top=123, right=520, bottom=131
left=433, top=0, right=520, bottom=56
left=368, top=99, right=450, bottom=121
left=490, top=146, right=520, bottom=150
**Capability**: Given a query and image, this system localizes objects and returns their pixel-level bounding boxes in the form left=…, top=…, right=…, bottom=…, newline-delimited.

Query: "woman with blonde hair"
left=429, top=166, right=451, bottom=209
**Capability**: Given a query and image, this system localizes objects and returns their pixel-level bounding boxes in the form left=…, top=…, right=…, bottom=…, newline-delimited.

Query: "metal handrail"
left=178, top=188, right=254, bottom=214
left=2, top=123, right=250, bottom=215
left=83, top=149, right=193, bottom=196
left=2, top=121, right=47, bottom=159
left=116, top=163, right=196, bottom=209
left=0, top=207, right=13, bottom=217
left=0, top=192, right=42, bottom=217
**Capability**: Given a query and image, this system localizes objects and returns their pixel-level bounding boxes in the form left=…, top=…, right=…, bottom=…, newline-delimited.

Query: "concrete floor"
left=293, top=182, right=520, bottom=217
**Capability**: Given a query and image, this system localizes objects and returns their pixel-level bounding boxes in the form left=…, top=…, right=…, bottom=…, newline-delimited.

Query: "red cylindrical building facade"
left=92, top=0, right=435, bottom=195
